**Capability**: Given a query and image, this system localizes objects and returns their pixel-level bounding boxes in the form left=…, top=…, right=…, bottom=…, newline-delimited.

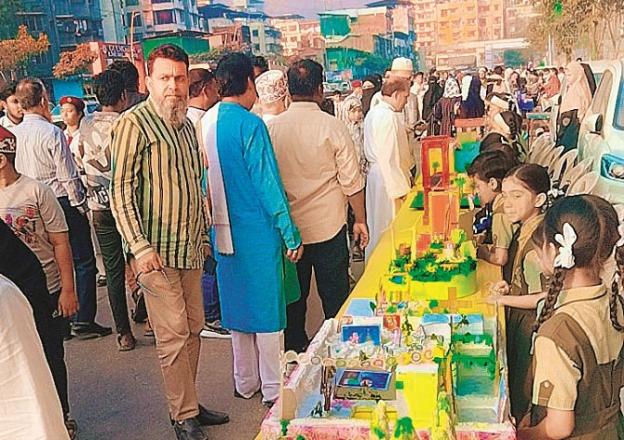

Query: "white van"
left=577, top=59, right=624, bottom=203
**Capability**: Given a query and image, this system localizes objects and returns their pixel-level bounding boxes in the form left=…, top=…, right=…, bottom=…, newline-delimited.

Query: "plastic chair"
left=567, top=172, right=599, bottom=196
left=560, top=157, right=594, bottom=188
left=550, top=149, right=577, bottom=183
left=528, top=133, right=552, bottom=161
left=531, top=141, right=558, bottom=166
left=546, top=146, right=566, bottom=170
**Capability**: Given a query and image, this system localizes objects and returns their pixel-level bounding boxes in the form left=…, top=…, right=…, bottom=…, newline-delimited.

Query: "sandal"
left=65, top=418, right=78, bottom=440
left=131, top=288, right=148, bottom=323
left=144, top=321, right=155, bottom=338
left=117, top=333, right=136, bottom=351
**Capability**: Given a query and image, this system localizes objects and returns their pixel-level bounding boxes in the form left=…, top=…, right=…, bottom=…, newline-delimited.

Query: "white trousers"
left=231, top=331, right=282, bottom=402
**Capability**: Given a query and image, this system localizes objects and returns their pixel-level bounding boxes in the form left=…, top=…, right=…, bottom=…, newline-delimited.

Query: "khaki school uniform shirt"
left=510, top=214, right=544, bottom=296
left=532, top=285, right=624, bottom=437
left=491, top=193, right=516, bottom=250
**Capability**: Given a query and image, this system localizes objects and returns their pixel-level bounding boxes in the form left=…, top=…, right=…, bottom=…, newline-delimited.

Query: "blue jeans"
left=58, top=197, right=98, bottom=324
left=202, top=257, right=221, bottom=322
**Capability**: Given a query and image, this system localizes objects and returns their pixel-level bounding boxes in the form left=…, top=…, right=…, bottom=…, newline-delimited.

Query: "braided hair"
left=610, top=246, right=624, bottom=332
left=532, top=195, right=623, bottom=332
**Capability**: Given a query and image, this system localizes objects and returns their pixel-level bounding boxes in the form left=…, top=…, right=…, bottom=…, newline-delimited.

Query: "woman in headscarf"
left=342, top=94, right=367, bottom=175
left=556, top=60, right=592, bottom=151
left=541, top=68, right=561, bottom=110
left=459, top=75, right=485, bottom=119
left=480, top=110, right=526, bottom=162
left=422, top=71, right=443, bottom=128
left=433, top=77, right=462, bottom=136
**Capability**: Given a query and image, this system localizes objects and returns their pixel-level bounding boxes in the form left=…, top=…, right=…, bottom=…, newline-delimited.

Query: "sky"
left=221, top=0, right=370, bottom=17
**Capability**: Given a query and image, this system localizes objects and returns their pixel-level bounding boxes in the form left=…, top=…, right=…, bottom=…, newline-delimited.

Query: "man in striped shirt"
left=110, top=45, right=228, bottom=440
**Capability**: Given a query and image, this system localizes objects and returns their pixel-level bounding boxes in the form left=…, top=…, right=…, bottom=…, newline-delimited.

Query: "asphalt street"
left=65, top=274, right=336, bottom=440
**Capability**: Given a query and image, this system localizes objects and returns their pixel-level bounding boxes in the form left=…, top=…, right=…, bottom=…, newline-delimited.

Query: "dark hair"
left=505, top=163, right=550, bottom=196
left=381, top=77, right=410, bottom=97
left=0, top=81, right=18, bottom=102
left=188, top=68, right=215, bottom=98
left=494, top=66, right=504, bottom=76
left=467, top=151, right=518, bottom=190
left=15, top=78, right=46, bottom=111
left=319, top=97, right=335, bottom=115
left=93, top=70, right=125, bottom=107
left=532, top=195, right=624, bottom=332
left=0, top=152, right=15, bottom=166
left=147, top=44, right=189, bottom=75
left=215, top=52, right=254, bottom=98
left=415, top=71, right=424, bottom=79
left=252, top=56, right=269, bottom=73
left=108, top=59, right=140, bottom=91
left=498, top=111, right=523, bottom=140
left=287, top=59, right=323, bottom=98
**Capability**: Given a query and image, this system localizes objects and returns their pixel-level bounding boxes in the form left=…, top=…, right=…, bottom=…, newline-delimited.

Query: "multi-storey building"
left=504, top=0, right=539, bottom=39
left=248, top=21, right=282, bottom=56
left=271, top=16, right=324, bottom=59
left=17, top=0, right=104, bottom=80
left=125, top=0, right=206, bottom=43
left=411, top=0, right=435, bottom=50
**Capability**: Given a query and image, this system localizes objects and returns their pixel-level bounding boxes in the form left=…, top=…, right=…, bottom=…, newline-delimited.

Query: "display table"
left=256, top=175, right=516, bottom=439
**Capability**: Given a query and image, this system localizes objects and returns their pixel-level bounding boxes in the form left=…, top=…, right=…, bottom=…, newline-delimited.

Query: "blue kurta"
left=211, top=102, right=301, bottom=334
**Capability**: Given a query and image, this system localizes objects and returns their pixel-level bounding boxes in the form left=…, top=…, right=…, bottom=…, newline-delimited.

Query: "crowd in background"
left=0, top=44, right=620, bottom=440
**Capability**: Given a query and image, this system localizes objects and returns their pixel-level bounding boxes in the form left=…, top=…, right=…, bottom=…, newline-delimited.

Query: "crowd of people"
left=0, top=43, right=622, bottom=440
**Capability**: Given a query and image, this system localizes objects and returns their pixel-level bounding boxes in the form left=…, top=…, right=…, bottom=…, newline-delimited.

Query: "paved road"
left=66, top=282, right=332, bottom=440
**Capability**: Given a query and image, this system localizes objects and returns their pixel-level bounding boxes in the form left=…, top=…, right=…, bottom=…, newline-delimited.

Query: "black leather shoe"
left=197, top=405, right=229, bottom=426
left=173, top=417, right=207, bottom=440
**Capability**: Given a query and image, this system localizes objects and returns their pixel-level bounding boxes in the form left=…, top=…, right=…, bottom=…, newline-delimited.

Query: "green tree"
left=189, top=48, right=232, bottom=68
left=0, top=0, right=23, bottom=40
left=503, top=50, right=526, bottom=68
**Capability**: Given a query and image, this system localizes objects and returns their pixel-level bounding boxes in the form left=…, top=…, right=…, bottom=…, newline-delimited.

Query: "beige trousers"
left=141, top=267, right=204, bottom=421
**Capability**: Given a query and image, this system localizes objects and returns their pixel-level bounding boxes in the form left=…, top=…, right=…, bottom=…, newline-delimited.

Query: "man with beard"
left=110, top=44, right=228, bottom=440
left=0, top=81, right=24, bottom=130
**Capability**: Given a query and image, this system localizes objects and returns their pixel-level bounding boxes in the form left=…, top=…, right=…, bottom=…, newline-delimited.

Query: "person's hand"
left=58, top=289, right=79, bottom=318
left=491, top=280, right=510, bottom=296
left=353, top=222, right=369, bottom=250
left=486, top=294, right=502, bottom=305
left=137, top=250, right=164, bottom=274
left=517, top=414, right=531, bottom=430
left=286, top=245, right=304, bottom=263
left=474, top=234, right=486, bottom=246
left=76, top=203, right=89, bottom=216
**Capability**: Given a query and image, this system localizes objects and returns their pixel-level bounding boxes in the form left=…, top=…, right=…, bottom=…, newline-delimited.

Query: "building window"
left=125, top=0, right=138, bottom=5
left=252, top=29, right=259, bottom=37
left=127, top=12, right=142, bottom=27
left=152, top=0, right=172, bottom=3
left=154, top=10, right=175, bottom=24
left=254, top=43, right=260, bottom=51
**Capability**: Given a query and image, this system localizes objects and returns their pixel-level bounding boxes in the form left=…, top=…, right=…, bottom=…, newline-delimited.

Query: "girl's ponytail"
left=610, top=246, right=624, bottom=332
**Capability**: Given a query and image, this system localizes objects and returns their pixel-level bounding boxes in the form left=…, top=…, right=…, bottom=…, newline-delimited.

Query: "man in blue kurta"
left=199, top=53, right=303, bottom=407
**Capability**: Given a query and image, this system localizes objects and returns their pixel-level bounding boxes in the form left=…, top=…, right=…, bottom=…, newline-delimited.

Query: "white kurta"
left=0, top=275, right=69, bottom=440
left=363, top=101, right=412, bottom=261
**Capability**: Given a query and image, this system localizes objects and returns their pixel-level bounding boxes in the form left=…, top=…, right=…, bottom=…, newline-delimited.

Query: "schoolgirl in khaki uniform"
left=467, top=150, right=518, bottom=282
left=488, top=164, right=551, bottom=422
left=518, top=195, right=624, bottom=440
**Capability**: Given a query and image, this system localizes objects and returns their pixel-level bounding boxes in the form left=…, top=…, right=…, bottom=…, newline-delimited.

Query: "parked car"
left=577, top=59, right=624, bottom=203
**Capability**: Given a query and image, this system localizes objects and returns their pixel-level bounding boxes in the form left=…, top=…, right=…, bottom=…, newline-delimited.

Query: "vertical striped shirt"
left=110, top=98, right=207, bottom=270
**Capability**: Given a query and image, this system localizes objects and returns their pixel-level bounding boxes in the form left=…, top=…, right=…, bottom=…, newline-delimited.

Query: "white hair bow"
left=617, top=223, right=624, bottom=248
left=554, top=223, right=577, bottom=269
